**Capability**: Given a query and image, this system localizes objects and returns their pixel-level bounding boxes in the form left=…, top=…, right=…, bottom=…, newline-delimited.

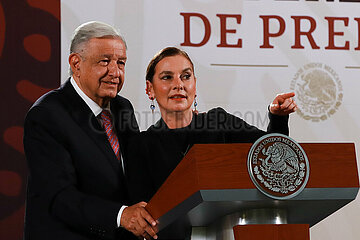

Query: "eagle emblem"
left=248, top=134, right=309, bottom=199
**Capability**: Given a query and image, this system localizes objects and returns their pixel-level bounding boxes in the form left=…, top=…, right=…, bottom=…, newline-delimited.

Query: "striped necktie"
left=100, top=110, right=120, bottom=160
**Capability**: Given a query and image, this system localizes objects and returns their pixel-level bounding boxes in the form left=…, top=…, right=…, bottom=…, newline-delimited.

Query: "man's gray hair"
left=69, top=21, right=127, bottom=75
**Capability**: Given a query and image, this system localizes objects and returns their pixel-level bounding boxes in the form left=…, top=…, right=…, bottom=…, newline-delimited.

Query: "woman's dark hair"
left=146, top=47, right=195, bottom=82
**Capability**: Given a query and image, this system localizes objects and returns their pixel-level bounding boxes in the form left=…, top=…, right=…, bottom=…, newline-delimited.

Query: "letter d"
left=180, top=12, right=211, bottom=47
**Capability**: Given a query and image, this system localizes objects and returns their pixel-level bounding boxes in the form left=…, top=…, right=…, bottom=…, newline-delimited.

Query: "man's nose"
left=108, top=61, right=121, bottom=77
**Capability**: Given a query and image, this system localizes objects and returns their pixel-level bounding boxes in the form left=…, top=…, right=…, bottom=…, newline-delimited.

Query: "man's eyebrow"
left=98, top=54, right=127, bottom=60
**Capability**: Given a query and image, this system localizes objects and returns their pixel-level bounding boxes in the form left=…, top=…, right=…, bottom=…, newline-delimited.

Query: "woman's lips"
left=169, top=94, right=187, bottom=100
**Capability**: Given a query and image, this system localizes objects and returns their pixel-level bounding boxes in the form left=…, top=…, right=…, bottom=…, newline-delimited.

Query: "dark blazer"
left=23, top=80, right=139, bottom=240
left=127, top=107, right=289, bottom=239
left=128, top=107, right=289, bottom=204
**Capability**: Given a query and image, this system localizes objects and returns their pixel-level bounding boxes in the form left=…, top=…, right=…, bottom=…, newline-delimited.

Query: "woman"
left=126, top=47, right=297, bottom=237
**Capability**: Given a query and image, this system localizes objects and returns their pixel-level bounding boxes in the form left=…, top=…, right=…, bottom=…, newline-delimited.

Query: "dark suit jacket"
left=23, top=80, right=139, bottom=240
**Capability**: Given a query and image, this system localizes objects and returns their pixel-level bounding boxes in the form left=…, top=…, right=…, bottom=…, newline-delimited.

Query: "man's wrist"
left=117, top=205, right=128, bottom=227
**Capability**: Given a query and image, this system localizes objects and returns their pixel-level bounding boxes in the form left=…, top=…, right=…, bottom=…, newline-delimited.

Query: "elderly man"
left=23, top=21, right=157, bottom=240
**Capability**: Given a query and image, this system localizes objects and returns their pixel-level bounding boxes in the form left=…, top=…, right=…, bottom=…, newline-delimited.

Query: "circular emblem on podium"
left=247, top=134, right=309, bottom=200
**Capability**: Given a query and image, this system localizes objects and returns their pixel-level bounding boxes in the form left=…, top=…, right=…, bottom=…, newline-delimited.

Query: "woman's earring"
left=194, top=95, right=198, bottom=111
left=150, top=97, right=155, bottom=114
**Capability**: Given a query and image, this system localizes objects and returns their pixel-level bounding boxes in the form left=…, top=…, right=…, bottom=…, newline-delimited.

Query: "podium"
left=145, top=143, right=359, bottom=240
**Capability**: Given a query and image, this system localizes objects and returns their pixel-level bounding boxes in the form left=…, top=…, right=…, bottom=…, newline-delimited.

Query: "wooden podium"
left=145, top=143, right=359, bottom=240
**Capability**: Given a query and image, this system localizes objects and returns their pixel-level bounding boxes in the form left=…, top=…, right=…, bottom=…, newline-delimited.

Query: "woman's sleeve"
left=210, top=107, right=289, bottom=143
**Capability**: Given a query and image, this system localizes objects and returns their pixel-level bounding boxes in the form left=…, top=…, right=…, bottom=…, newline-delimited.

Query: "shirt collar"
left=70, top=76, right=110, bottom=116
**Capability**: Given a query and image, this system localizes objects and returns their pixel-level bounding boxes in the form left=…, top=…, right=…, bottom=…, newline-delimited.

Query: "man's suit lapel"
left=60, top=80, right=121, bottom=173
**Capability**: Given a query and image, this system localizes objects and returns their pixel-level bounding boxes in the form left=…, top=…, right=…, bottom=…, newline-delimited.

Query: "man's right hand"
left=121, top=202, right=158, bottom=239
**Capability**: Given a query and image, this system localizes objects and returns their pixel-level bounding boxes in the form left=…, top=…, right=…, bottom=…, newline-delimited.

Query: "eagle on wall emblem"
left=290, top=63, right=343, bottom=122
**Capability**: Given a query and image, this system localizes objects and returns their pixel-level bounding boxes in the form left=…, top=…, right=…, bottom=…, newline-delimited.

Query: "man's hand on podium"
left=121, top=201, right=158, bottom=239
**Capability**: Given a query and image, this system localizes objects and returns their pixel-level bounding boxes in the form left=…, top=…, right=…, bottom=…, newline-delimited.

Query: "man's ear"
left=146, top=80, right=155, bottom=99
left=69, top=53, right=81, bottom=77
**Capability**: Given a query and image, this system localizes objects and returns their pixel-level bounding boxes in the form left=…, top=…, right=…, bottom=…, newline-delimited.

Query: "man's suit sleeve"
left=24, top=105, right=124, bottom=239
